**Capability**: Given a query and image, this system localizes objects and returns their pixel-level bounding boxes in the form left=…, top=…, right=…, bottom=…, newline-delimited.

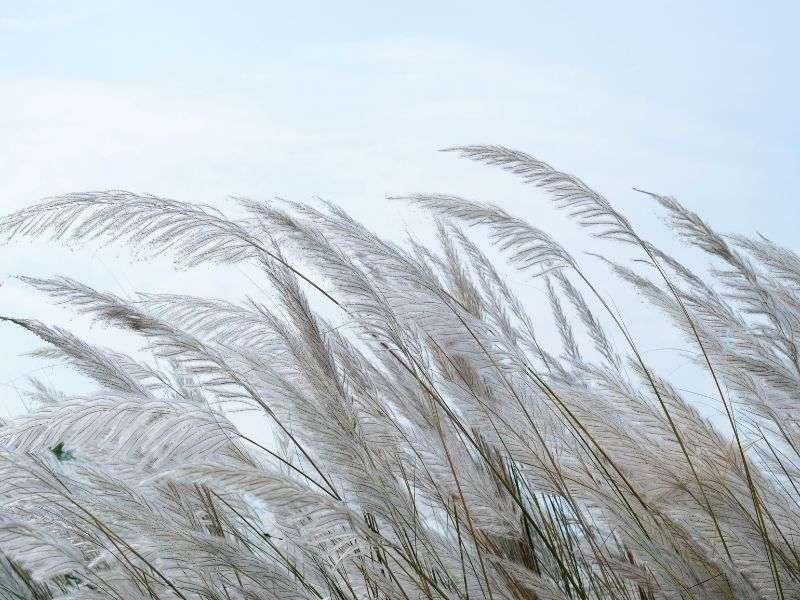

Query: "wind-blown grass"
left=0, top=146, right=798, bottom=599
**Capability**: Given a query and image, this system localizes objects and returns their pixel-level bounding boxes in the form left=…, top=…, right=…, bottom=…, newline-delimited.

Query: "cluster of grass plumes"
left=0, top=147, right=798, bottom=600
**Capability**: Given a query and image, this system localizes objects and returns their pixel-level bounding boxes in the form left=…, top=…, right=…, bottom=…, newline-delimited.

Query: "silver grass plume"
left=0, top=147, right=796, bottom=599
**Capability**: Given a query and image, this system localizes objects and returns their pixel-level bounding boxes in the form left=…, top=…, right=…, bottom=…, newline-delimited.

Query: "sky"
left=0, top=1, right=798, bottom=417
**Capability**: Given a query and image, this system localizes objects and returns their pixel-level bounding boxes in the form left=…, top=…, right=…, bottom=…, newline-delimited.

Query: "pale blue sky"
left=0, top=1, right=797, bottom=416
left=2, top=1, right=797, bottom=221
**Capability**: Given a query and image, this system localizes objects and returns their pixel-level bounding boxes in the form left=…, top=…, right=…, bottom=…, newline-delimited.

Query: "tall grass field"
left=0, top=146, right=797, bottom=599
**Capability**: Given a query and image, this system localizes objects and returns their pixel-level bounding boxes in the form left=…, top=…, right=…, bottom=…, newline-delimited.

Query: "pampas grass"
left=0, top=146, right=798, bottom=599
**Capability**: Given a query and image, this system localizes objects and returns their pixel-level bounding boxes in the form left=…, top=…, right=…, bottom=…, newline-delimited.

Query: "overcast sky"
left=1, top=1, right=798, bottom=417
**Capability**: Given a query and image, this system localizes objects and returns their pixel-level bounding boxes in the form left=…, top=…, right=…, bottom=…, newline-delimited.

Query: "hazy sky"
left=1, top=1, right=798, bottom=416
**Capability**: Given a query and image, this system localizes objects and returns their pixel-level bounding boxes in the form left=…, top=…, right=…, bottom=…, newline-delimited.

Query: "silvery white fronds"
left=0, top=146, right=798, bottom=599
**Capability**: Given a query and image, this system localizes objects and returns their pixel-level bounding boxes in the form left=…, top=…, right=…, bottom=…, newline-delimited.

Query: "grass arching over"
left=0, top=146, right=797, bottom=599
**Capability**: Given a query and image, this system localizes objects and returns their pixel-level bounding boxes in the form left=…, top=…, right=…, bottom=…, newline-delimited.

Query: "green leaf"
left=50, top=441, right=74, bottom=462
